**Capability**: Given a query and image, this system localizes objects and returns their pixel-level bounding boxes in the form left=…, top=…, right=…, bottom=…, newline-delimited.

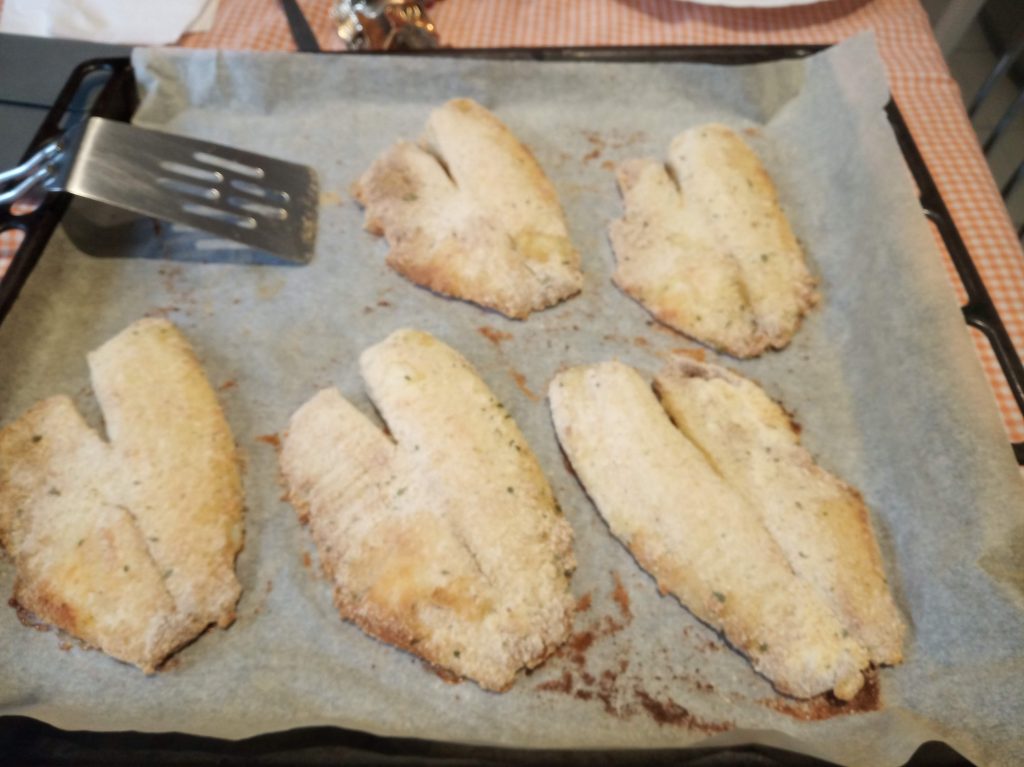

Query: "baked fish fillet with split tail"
left=353, top=98, right=583, bottom=319
left=654, top=356, right=906, bottom=666
left=0, top=318, right=244, bottom=672
left=609, top=123, right=817, bottom=357
left=280, top=328, right=576, bottom=692
left=548, top=361, right=869, bottom=700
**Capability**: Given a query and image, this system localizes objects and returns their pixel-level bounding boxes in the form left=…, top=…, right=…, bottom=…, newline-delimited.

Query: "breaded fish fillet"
left=654, top=357, right=906, bottom=666
left=609, top=124, right=817, bottom=357
left=549, top=361, right=868, bottom=700
left=280, top=329, right=576, bottom=691
left=0, top=318, right=244, bottom=672
left=353, top=98, right=583, bottom=319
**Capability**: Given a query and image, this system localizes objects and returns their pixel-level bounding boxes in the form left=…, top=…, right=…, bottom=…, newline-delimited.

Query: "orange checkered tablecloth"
left=3, top=0, right=1023, bottom=446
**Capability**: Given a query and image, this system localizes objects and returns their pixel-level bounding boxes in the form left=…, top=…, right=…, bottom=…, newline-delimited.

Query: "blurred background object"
left=333, top=0, right=438, bottom=50
left=925, top=0, right=1023, bottom=239
left=0, top=0, right=217, bottom=45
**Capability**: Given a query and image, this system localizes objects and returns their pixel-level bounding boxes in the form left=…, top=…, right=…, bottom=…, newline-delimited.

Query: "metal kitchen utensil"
left=0, top=116, right=319, bottom=264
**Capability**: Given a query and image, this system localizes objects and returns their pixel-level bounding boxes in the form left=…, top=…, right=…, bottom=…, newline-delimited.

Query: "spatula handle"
left=0, top=140, right=62, bottom=204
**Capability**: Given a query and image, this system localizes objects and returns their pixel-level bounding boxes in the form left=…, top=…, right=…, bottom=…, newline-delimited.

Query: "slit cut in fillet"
left=609, top=124, right=818, bottom=358
left=0, top=318, right=244, bottom=672
left=653, top=357, right=906, bottom=667
left=280, top=328, right=576, bottom=692
left=353, top=98, right=583, bottom=319
left=548, top=360, right=905, bottom=700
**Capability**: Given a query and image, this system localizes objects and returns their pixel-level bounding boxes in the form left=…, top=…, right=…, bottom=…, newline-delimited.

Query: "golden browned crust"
left=353, top=99, right=583, bottom=319
left=609, top=124, right=818, bottom=358
left=280, top=329, right=576, bottom=691
left=0, top=318, right=244, bottom=672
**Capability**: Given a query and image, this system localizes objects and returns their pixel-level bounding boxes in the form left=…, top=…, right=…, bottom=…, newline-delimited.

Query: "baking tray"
left=0, top=46, right=996, bottom=766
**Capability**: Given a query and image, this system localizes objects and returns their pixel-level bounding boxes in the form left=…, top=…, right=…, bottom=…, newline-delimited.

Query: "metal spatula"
left=0, top=117, right=319, bottom=264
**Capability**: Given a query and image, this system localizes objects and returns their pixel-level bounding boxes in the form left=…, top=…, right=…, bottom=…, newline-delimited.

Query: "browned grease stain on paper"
left=537, top=670, right=574, bottom=693
left=478, top=326, right=513, bottom=346
left=611, top=572, right=632, bottom=620
left=583, top=131, right=605, bottom=152
left=762, top=672, right=882, bottom=721
left=510, top=370, right=541, bottom=401
left=681, top=625, right=723, bottom=655
left=598, top=333, right=659, bottom=358
left=634, top=689, right=732, bottom=732
left=583, top=129, right=648, bottom=152
left=255, top=433, right=281, bottom=450
left=535, top=572, right=733, bottom=733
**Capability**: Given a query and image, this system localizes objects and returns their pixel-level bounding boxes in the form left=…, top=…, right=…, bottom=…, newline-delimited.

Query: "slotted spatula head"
left=61, top=117, right=318, bottom=264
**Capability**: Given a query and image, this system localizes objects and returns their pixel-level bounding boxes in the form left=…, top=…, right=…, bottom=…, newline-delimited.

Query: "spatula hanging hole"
left=10, top=195, right=42, bottom=216
left=182, top=202, right=257, bottom=230
left=194, top=152, right=265, bottom=179
left=159, top=161, right=224, bottom=184
left=230, top=178, right=290, bottom=204
left=195, top=238, right=251, bottom=251
left=227, top=196, right=288, bottom=220
left=157, top=177, right=220, bottom=201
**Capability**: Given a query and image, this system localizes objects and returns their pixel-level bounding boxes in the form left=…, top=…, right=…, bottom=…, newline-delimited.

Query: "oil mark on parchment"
left=534, top=572, right=735, bottom=734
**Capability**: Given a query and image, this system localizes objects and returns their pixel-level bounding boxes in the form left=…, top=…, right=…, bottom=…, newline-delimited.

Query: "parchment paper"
left=1, top=35, right=1022, bottom=767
